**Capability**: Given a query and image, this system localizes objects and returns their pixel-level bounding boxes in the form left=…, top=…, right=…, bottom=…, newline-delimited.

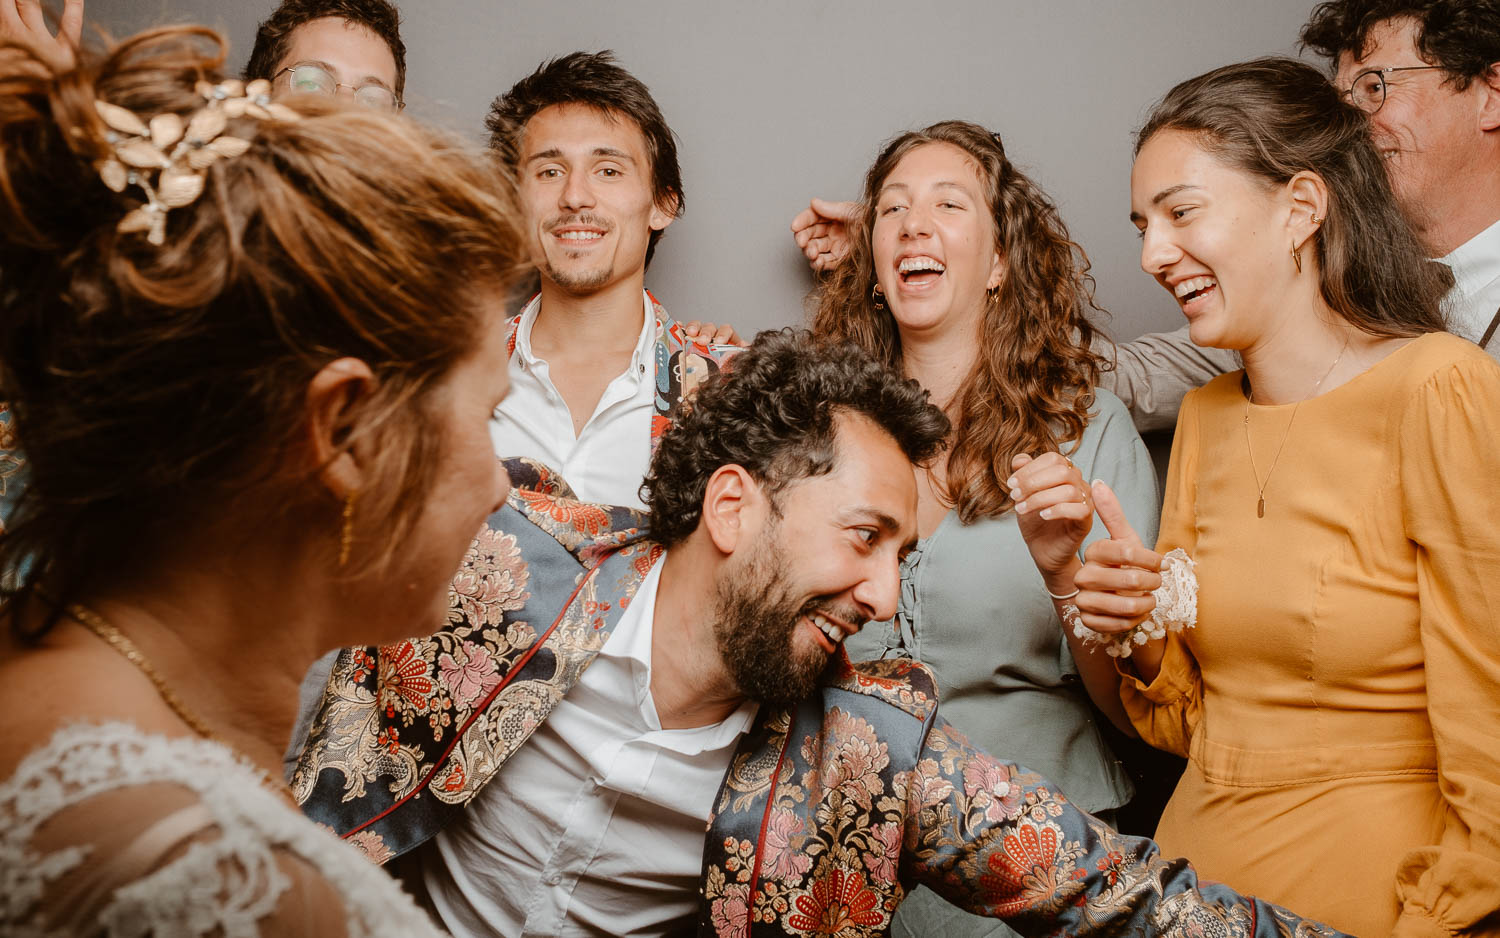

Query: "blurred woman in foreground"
left=0, top=21, right=524, bottom=936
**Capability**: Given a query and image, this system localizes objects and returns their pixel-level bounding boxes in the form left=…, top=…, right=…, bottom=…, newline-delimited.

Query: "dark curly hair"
left=643, top=330, right=949, bottom=548
left=1301, top=0, right=1500, bottom=89
left=485, top=51, right=682, bottom=267
left=244, top=0, right=406, bottom=99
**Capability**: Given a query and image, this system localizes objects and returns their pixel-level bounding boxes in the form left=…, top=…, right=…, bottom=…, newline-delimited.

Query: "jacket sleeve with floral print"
left=698, top=656, right=1348, bottom=938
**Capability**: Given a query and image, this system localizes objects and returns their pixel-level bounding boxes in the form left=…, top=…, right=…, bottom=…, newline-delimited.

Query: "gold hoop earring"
left=986, top=286, right=1001, bottom=307
left=871, top=283, right=886, bottom=310
left=338, top=491, right=358, bottom=568
left=1291, top=245, right=1303, bottom=274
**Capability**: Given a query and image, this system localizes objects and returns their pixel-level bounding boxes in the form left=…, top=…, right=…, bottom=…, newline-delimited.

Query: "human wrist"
left=1041, top=558, right=1083, bottom=599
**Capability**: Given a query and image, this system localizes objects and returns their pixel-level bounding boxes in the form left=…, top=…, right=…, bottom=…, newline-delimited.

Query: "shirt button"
left=543, top=871, right=561, bottom=886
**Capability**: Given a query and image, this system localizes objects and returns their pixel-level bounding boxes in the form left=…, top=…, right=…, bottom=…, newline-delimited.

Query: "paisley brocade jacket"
left=292, top=461, right=1346, bottom=938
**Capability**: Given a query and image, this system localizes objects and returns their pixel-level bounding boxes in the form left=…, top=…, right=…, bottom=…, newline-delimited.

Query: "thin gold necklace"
left=1243, top=338, right=1349, bottom=518
left=67, top=603, right=298, bottom=805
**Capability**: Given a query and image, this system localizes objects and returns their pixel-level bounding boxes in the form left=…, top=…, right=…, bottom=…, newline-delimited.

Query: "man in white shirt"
left=294, top=331, right=1349, bottom=938
left=790, top=0, right=1500, bottom=432
left=484, top=51, right=738, bottom=508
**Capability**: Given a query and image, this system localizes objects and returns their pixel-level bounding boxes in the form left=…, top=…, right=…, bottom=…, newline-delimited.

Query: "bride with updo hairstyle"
left=0, top=19, right=525, bottom=938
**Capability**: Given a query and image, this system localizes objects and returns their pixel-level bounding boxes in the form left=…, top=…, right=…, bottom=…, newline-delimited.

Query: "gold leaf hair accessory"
left=94, top=78, right=300, bottom=245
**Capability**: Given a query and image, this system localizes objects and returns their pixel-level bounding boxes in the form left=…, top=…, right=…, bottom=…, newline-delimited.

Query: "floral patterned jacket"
left=292, top=461, right=1346, bottom=938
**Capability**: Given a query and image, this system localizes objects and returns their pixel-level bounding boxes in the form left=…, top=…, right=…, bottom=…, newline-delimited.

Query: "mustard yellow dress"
left=1121, top=333, right=1500, bottom=937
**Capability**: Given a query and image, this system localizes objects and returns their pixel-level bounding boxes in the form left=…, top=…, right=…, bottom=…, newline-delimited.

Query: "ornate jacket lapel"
left=293, top=458, right=656, bottom=861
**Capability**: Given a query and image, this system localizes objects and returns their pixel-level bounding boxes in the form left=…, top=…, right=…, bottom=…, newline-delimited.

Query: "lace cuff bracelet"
left=1064, top=548, right=1198, bottom=658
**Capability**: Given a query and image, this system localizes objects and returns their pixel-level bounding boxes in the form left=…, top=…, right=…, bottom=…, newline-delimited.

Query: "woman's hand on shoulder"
left=1010, top=452, right=1093, bottom=589
left=1074, top=480, right=1162, bottom=635
left=680, top=321, right=746, bottom=346
left=790, top=198, right=857, bottom=272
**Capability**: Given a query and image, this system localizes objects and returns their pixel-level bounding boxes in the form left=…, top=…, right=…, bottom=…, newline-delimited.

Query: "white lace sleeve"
left=1063, top=547, right=1198, bottom=658
left=0, top=723, right=447, bottom=938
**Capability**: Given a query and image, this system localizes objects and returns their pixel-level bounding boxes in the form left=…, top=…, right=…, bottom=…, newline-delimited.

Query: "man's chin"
left=542, top=260, right=613, bottom=295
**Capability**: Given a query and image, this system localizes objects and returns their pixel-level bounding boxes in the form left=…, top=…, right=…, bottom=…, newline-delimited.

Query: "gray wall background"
left=99, top=0, right=1318, bottom=341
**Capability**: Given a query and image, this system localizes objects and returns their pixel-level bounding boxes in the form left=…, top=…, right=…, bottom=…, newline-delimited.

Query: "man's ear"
left=1478, top=62, right=1500, bottom=132
left=700, top=464, right=764, bottom=555
left=650, top=190, right=682, bottom=233
left=303, top=357, right=377, bottom=500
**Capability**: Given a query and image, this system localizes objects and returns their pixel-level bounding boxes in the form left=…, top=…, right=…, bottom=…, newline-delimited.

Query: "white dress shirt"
left=422, top=556, right=759, bottom=938
left=490, top=291, right=658, bottom=508
left=1439, top=217, right=1500, bottom=360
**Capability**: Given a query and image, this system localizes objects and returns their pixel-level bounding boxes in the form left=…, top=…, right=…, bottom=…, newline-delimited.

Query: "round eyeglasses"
left=1345, top=65, right=1443, bottom=114
left=273, top=63, right=402, bottom=112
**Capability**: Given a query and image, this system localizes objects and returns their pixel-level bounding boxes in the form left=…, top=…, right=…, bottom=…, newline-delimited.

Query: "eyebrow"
left=291, top=59, right=391, bottom=91
left=1129, top=183, right=1201, bottom=223
left=877, top=180, right=973, bottom=198
left=838, top=505, right=908, bottom=538
left=525, top=146, right=636, bottom=165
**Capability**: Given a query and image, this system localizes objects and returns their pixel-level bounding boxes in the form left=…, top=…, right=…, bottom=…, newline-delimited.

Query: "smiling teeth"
left=811, top=613, right=844, bottom=644
left=559, top=231, right=603, bottom=240
left=898, top=256, right=945, bottom=273
left=1174, top=276, right=1217, bottom=299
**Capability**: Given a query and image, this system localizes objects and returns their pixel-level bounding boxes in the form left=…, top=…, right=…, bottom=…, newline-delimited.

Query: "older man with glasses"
left=244, top=0, right=405, bottom=112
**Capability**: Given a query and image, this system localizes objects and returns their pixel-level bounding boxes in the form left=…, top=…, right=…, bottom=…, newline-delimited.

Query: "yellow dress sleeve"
left=1392, top=357, right=1500, bottom=937
left=1116, top=385, right=1205, bottom=757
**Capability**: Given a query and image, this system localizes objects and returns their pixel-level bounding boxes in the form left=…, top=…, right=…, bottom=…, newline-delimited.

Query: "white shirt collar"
left=1439, top=216, right=1500, bottom=299
left=600, top=553, right=758, bottom=750
left=512, top=289, right=658, bottom=382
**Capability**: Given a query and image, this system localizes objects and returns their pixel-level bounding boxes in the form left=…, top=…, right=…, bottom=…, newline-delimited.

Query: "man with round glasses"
left=244, top=0, right=405, bottom=112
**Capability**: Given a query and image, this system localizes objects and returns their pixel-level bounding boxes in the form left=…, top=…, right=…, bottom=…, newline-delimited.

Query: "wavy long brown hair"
left=0, top=26, right=525, bottom=637
left=813, top=120, right=1108, bottom=523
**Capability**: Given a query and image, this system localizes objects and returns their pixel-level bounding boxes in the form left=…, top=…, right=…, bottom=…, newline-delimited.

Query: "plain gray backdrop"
left=96, top=0, right=1319, bottom=340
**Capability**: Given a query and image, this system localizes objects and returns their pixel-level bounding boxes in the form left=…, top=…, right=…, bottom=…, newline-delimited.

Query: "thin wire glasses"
left=1345, top=65, right=1443, bottom=114
left=274, top=63, right=402, bottom=111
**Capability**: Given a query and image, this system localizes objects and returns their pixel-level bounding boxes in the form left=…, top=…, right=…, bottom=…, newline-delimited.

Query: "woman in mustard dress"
left=1040, top=59, right=1500, bottom=936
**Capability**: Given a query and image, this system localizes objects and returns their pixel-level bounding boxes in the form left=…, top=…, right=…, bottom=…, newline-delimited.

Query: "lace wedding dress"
left=0, top=722, right=446, bottom=937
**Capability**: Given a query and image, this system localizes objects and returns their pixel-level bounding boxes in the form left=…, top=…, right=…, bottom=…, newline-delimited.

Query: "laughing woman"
left=1063, top=59, right=1500, bottom=936
left=816, top=121, right=1159, bottom=938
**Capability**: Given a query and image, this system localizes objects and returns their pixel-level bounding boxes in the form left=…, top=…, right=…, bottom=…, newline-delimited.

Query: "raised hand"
left=1, top=0, right=83, bottom=72
left=790, top=198, right=857, bottom=272
left=1074, top=479, right=1163, bottom=636
left=680, top=320, right=746, bottom=346
left=1009, top=452, right=1092, bottom=592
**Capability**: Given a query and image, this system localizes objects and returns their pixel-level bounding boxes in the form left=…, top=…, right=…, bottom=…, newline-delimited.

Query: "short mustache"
left=546, top=213, right=613, bottom=233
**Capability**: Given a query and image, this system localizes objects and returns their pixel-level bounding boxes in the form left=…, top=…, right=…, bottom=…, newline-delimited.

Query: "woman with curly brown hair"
left=0, top=13, right=526, bottom=936
left=817, top=120, right=1160, bottom=938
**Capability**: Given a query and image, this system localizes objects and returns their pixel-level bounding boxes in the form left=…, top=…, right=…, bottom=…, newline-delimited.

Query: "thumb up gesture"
left=1074, top=480, right=1163, bottom=636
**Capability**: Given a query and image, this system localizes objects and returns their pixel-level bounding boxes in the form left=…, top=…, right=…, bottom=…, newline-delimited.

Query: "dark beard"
left=711, top=534, right=842, bottom=705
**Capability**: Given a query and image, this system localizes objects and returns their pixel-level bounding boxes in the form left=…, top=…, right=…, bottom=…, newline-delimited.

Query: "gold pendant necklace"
left=1243, top=338, right=1349, bottom=518
left=68, top=603, right=298, bottom=806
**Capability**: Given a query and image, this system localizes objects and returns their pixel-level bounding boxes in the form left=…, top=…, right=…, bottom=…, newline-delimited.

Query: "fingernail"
left=1005, top=476, right=1017, bottom=488
left=1015, top=500, right=1028, bottom=513
left=1040, top=507, right=1053, bottom=520
left=1009, top=488, right=1022, bottom=501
